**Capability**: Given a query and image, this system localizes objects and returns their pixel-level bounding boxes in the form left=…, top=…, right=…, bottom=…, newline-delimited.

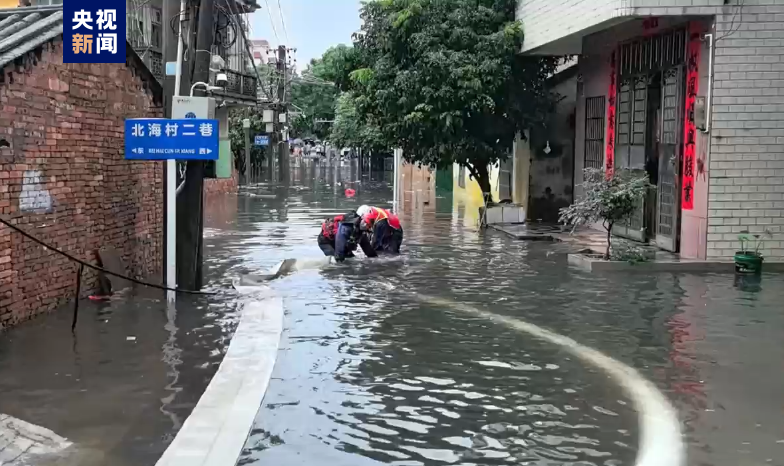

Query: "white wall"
left=516, top=0, right=728, bottom=53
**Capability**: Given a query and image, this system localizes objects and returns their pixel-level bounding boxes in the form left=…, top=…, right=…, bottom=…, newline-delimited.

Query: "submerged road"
left=2, top=161, right=784, bottom=465
left=223, top=162, right=784, bottom=466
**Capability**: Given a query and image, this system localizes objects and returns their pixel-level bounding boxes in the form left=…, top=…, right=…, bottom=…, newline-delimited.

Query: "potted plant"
left=559, top=168, right=652, bottom=260
left=734, top=230, right=771, bottom=274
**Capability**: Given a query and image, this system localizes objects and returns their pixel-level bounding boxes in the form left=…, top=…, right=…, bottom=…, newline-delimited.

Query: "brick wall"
left=702, top=2, right=784, bottom=259
left=203, top=171, right=238, bottom=195
left=0, top=39, right=164, bottom=327
left=632, top=1, right=784, bottom=259
left=516, top=0, right=627, bottom=52
left=524, top=0, right=784, bottom=259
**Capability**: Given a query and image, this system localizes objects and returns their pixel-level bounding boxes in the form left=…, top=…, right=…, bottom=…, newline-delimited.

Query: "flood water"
left=2, top=161, right=784, bottom=466
left=224, top=162, right=784, bottom=466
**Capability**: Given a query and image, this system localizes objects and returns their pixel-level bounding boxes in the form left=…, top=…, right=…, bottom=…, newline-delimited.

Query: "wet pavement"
left=233, top=162, right=784, bottom=466
left=2, top=160, right=784, bottom=465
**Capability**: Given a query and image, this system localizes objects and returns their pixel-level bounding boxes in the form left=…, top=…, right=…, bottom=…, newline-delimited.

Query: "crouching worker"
left=356, top=205, right=403, bottom=254
left=318, top=212, right=377, bottom=262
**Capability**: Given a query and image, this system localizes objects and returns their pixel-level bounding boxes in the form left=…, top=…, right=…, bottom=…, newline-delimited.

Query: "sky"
left=248, top=0, right=362, bottom=71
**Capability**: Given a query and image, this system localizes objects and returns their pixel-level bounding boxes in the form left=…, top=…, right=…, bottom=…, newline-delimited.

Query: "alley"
left=2, top=162, right=784, bottom=465
left=213, top=163, right=784, bottom=466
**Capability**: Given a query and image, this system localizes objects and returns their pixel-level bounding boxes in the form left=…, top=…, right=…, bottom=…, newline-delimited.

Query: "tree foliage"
left=289, top=45, right=361, bottom=140
left=349, top=0, right=561, bottom=200
left=228, top=107, right=269, bottom=174
left=331, top=92, right=386, bottom=153
left=559, top=168, right=652, bottom=260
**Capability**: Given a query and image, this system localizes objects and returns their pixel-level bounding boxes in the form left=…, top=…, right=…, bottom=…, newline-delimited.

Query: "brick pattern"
left=517, top=0, right=626, bottom=52
left=520, top=0, right=784, bottom=259
left=702, top=1, right=784, bottom=259
left=204, top=171, right=238, bottom=195
left=0, top=39, right=164, bottom=327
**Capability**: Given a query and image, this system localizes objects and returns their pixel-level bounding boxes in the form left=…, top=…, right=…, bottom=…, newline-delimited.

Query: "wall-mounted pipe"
left=702, top=32, right=715, bottom=133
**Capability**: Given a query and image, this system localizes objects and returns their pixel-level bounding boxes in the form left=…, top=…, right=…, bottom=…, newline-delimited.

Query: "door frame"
left=654, top=64, right=685, bottom=252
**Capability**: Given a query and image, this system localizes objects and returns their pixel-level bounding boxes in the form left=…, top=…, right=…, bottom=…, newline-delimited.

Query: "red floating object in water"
left=345, top=188, right=356, bottom=198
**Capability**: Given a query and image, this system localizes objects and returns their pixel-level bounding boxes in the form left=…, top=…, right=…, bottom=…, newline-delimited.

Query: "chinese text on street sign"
left=254, top=135, right=270, bottom=146
left=125, top=119, right=219, bottom=161
left=64, top=1, right=126, bottom=64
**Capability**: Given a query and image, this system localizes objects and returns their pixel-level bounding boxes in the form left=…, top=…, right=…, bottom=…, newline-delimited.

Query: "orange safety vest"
left=321, top=215, right=344, bottom=240
left=363, top=207, right=401, bottom=230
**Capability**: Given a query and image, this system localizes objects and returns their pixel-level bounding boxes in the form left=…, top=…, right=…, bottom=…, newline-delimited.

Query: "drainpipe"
left=702, top=32, right=715, bottom=133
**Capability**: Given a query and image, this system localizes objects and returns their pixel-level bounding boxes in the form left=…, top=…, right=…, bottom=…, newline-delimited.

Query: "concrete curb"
left=154, top=296, right=284, bottom=466
left=0, top=414, right=72, bottom=464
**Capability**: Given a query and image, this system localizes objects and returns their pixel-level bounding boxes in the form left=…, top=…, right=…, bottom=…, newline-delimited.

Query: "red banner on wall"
left=681, top=23, right=701, bottom=211
left=606, top=51, right=617, bottom=178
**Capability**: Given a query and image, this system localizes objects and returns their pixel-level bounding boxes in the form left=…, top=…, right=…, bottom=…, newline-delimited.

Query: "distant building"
left=250, top=39, right=270, bottom=65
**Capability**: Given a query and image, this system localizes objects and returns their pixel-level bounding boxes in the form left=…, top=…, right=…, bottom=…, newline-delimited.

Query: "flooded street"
left=2, top=162, right=784, bottom=466
left=214, top=162, right=784, bottom=466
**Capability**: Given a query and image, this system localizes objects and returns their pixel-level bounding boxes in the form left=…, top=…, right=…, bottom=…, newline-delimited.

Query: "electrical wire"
left=716, top=0, right=745, bottom=42
left=263, top=0, right=281, bottom=44
left=276, top=0, right=290, bottom=44
left=225, top=0, right=273, bottom=101
left=0, top=216, right=216, bottom=296
left=213, top=4, right=239, bottom=49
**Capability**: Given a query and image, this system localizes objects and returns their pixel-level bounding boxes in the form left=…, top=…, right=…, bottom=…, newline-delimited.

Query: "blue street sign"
left=254, top=135, right=270, bottom=146
left=124, top=119, right=219, bottom=161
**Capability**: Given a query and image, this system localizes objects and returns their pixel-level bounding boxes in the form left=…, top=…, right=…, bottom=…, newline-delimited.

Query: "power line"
left=263, top=0, right=280, bottom=44
left=220, top=1, right=273, bottom=101
left=276, top=0, right=290, bottom=44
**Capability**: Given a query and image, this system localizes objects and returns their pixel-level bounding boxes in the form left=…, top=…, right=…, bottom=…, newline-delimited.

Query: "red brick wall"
left=0, top=39, right=164, bottom=328
left=204, top=170, right=238, bottom=195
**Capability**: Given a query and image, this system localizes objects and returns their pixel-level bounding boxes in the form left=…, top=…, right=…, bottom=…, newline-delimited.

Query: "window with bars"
left=614, top=27, right=687, bottom=171
left=584, top=96, right=605, bottom=170
left=615, top=75, right=648, bottom=170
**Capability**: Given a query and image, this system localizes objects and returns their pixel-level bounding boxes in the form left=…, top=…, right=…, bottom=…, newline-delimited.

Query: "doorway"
left=612, top=27, right=687, bottom=252
left=644, top=73, right=662, bottom=240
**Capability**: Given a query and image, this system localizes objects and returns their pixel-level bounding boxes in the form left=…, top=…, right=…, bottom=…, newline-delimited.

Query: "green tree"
left=228, top=107, right=269, bottom=174
left=289, top=45, right=360, bottom=140
left=350, top=0, right=560, bottom=201
left=331, top=92, right=386, bottom=153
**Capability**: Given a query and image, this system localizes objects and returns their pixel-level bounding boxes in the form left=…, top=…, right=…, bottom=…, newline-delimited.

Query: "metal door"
left=612, top=75, right=647, bottom=243
left=655, top=66, right=683, bottom=252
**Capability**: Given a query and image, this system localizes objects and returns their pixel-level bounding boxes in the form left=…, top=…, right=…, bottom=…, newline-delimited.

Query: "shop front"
left=574, top=18, right=713, bottom=259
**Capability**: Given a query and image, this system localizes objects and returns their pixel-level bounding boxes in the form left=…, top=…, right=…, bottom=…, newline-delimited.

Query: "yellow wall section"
left=452, top=163, right=500, bottom=227
left=0, top=0, right=18, bottom=7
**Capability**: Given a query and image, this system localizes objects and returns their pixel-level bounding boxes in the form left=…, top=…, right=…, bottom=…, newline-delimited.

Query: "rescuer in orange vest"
left=356, top=205, right=403, bottom=254
left=318, top=211, right=376, bottom=262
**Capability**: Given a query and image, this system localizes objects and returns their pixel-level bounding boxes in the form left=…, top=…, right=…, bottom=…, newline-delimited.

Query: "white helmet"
left=357, top=205, right=372, bottom=217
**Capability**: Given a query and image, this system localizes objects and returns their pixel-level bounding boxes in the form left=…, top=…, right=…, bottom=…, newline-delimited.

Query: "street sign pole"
left=243, top=118, right=251, bottom=185
left=167, top=0, right=187, bottom=303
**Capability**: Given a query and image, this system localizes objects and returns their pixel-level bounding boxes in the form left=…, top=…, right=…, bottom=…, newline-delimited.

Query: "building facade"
left=517, top=0, right=784, bottom=260
left=250, top=39, right=270, bottom=65
left=126, top=0, right=259, bottom=185
left=0, top=7, right=164, bottom=326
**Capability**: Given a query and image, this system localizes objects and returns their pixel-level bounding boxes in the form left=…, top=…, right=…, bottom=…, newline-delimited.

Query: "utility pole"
left=275, top=45, right=288, bottom=183
left=243, top=118, right=251, bottom=184
left=176, top=0, right=214, bottom=291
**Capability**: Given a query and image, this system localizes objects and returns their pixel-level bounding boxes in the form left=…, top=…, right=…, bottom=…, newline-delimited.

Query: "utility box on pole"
left=172, top=96, right=216, bottom=119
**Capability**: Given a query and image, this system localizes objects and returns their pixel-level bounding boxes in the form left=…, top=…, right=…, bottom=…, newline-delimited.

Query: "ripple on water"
left=229, top=172, right=641, bottom=466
